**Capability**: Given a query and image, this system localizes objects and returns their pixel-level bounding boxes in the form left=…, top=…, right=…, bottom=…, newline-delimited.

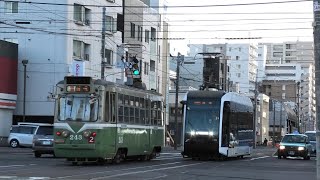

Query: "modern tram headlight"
left=190, top=131, right=196, bottom=136
left=298, top=147, right=305, bottom=151
left=279, top=145, right=286, bottom=150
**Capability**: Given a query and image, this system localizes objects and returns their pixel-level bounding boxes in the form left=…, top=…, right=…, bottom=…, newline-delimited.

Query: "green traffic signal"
left=133, top=69, right=140, bottom=75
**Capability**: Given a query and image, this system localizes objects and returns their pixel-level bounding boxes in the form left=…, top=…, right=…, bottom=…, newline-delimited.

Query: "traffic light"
left=132, top=63, right=140, bottom=75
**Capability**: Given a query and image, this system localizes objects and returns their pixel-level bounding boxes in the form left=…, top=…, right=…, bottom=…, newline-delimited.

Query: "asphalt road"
left=0, top=147, right=316, bottom=180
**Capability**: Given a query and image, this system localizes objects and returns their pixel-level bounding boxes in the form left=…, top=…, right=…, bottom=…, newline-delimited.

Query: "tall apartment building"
left=0, top=0, right=168, bottom=125
left=260, top=41, right=315, bottom=131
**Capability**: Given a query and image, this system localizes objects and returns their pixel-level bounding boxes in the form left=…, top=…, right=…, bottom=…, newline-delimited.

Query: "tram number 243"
left=69, top=134, right=83, bottom=141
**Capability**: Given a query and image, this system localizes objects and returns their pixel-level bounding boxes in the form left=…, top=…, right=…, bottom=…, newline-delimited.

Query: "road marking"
left=247, top=156, right=270, bottom=161
left=143, top=175, right=168, bottom=180
left=0, top=176, right=49, bottom=180
left=160, top=153, right=181, bottom=155
left=0, top=165, right=25, bottom=168
left=54, top=162, right=181, bottom=179
left=90, top=162, right=205, bottom=180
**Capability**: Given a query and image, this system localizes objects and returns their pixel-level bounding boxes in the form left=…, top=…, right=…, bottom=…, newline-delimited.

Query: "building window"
left=73, top=40, right=90, bottom=60
left=5, top=1, right=18, bottom=13
left=237, top=64, right=241, bottom=69
left=236, top=73, right=241, bottom=78
left=151, top=27, right=156, bottom=41
left=74, top=4, right=90, bottom=25
left=239, top=48, right=241, bottom=52
left=282, top=93, right=286, bottom=99
left=130, top=23, right=135, bottom=38
left=144, top=62, right=149, bottom=75
left=145, top=30, right=150, bottom=43
left=282, top=85, right=286, bottom=90
left=150, top=60, right=155, bottom=72
left=258, top=54, right=261, bottom=57
left=104, top=49, right=113, bottom=65
left=137, top=25, right=143, bottom=41
left=105, top=16, right=117, bottom=33
left=236, top=56, right=240, bottom=60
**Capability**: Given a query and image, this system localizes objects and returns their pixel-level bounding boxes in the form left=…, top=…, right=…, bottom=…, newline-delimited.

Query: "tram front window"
left=58, top=94, right=99, bottom=122
left=186, top=110, right=219, bottom=136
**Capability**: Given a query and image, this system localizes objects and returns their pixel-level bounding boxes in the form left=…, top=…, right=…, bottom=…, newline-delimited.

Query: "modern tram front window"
left=58, top=94, right=99, bottom=122
left=185, top=102, right=220, bottom=137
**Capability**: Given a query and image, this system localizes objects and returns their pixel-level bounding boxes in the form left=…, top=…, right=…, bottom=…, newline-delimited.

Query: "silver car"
left=32, top=125, right=54, bottom=158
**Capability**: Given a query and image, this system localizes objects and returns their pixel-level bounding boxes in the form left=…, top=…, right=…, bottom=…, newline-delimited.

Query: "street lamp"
left=22, top=59, right=28, bottom=122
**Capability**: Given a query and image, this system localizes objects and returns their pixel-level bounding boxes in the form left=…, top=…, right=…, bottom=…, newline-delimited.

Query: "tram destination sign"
left=65, top=76, right=92, bottom=85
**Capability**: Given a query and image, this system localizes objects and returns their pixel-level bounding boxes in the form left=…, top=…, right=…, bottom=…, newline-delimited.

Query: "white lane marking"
left=246, top=156, right=270, bottom=161
left=153, top=157, right=183, bottom=161
left=54, top=162, right=181, bottom=179
left=0, top=176, right=49, bottom=180
left=90, top=162, right=205, bottom=180
left=143, top=175, right=168, bottom=180
left=0, top=165, right=25, bottom=168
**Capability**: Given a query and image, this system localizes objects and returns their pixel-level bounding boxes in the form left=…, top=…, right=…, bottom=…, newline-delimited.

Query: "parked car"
left=32, top=125, right=54, bottom=158
left=304, top=131, right=316, bottom=156
left=7, top=123, right=53, bottom=148
left=277, top=133, right=312, bottom=160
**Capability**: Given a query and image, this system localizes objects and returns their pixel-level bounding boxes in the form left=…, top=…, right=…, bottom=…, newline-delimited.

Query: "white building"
left=226, top=44, right=258, bottom=97
left=0, top=0, right=168, bottom=126
left=257, top=45, right=267, bottom=82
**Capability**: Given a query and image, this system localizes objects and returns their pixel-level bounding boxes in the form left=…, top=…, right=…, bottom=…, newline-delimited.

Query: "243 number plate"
left=69, top=134, right=83, bottom=140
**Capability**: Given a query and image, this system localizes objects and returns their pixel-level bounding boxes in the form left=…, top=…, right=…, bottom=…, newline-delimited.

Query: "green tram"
left=53, top=76, right=164, bottom=165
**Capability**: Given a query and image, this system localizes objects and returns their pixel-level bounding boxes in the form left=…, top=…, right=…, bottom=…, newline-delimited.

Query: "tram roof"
left=187, top=90, right=225, bottom=99
left=57, top=78, right=162, bottom=96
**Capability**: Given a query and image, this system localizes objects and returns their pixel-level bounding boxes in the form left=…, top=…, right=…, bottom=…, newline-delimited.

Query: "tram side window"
left=110, top=93, right=116, bottom=123
left=105, top=92, right=110, bottom=122
left=222, top=101, right=230, bottom=147
left=157, top=101, right=163, bottom=126
left=145, top=99, right=150, bottom=125
left=124, top=95, right=129, bottom=105
left=124, top=106, right=129, bottom=123
left=135, top=108, right=140, bottom=124
left=118, top=94, right=124, bottom=123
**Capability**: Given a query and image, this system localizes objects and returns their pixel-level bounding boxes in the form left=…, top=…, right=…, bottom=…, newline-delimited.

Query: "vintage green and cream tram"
left=53, top=76, right=164, bottom=165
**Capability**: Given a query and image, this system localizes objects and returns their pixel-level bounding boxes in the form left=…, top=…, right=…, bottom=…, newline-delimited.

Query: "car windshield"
left=305, top=133, right=316, bottom=141
left=281, top=135, right=306, bottom=143
left=58, top=94, right=99, bottom=122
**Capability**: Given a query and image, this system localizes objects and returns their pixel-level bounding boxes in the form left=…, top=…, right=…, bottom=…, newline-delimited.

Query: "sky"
left=164, top=0, right=313, bottom=55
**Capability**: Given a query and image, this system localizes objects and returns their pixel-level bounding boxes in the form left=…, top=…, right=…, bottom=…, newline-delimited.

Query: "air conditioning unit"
left=84, top=54, right=90, bottom=61
left=85, top=19, right=90, bottom=26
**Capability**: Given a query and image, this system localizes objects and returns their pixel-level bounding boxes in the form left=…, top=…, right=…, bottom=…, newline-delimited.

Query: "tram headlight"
left=62, top=130, right=70, bottom=137
left=190, top=131, right=196, bottom=136
left=83, top=131, right=91, bottom=138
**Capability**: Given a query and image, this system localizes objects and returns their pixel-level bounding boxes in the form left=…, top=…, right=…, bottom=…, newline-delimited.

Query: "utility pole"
left=312, top=1, right=320, bottom=178
left=272, top=99, right=276, bottom=147
left=174, top=52, right=182, bottom=150
left=279, top=102, right=283, bottom=138
left=253, top=75, right=258, bottom=149
left=297, top=82, right=300, bottom=133
left=101, top=7, right=106, bottom=80
left=22, top=60, right=28, bottom=122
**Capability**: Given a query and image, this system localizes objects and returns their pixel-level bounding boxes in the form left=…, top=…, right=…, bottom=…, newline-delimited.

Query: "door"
left=19, top=126, right=37, bottom=146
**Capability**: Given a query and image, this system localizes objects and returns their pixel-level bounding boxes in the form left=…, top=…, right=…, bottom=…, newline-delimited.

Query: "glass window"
left=105, top=49, right=113, bottom=65
left=130, top=23, right=135, bottom=38
left=118, top=94, right=123, bottom=105
left=124, top=95, right=129, bottom=105
left=10, top=126, right=19, bottom=133
left=118, top=106, right=124, bottom=123
left=124, top=107, right=129, bottom=123
left=58, top=94, right=99, bottom=122
left=145, top=30, right=150, bottom=43
left=5, top=2, right=18, bottom=13
left=130, top=107, right=135, bottom=124
left=36, top=126, right=53, bottom=135
left=19, top=126, right=35, bottom=134
left=135, top=108, right=140, bottom=124
left=151, top=27, right=156, bottom=41
left=74, top=4, right=84, bottom=22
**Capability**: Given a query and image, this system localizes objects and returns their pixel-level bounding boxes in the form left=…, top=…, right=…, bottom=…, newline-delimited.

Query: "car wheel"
left=303, top=151, right=310, bottom=160
left=10, top=139, right=19, bottom=148
left=34, top=152, right=41, bottom=158
left=277, top=155, right=281, bottom=159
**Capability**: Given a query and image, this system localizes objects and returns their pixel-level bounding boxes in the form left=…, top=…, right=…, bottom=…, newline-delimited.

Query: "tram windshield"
left=58, top=94, right=99, bottom=122
left=185, top=107, right=220, bottom=136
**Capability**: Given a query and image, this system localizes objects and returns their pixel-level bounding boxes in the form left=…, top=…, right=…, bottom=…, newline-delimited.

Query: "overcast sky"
left=165, top=0, right=313, bottom=55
